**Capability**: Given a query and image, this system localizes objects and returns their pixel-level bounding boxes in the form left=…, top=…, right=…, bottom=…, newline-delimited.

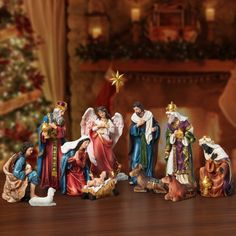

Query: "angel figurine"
left=80, top=106, right=124, bottom=177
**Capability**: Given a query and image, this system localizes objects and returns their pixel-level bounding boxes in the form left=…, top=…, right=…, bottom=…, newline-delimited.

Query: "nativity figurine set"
left=1, top=100, right=234, bottom=206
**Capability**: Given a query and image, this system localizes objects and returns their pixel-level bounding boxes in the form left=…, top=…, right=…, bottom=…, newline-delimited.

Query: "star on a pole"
left=109, top=71, right=125, bottom=93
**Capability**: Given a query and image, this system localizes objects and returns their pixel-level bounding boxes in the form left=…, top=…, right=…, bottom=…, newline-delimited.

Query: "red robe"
left=199, top=159, right=231, bottom=197
left=90, top=130, right=118, bottom=177
left=66, top=150, right=87, bottom=196
left=40, top=126, right=65, bottom=190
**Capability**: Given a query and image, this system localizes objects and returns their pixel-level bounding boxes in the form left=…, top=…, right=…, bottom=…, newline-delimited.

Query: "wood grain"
left=0, top=174, right=236, bottom=236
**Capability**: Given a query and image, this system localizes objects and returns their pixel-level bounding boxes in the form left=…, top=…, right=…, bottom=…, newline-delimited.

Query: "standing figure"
left=2, top=142, right=39, bottom=203
left=37, top=101, right=67, bottom=190
left=129, top=101, right=160, bottom=185
left=60, top=136, right=90, bottom=196
left=80, top=106, right=124, bottom=177
left=165, top=101, right=195, bottom=185
left=199, top=136, right=233, bottom=197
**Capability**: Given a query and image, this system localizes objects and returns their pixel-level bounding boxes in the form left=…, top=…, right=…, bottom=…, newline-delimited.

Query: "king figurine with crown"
left=37, top=101, right=67, bottom=190
left=198, top=136, right=233, bottom=197
left=164, top=102, right=196, bottom=186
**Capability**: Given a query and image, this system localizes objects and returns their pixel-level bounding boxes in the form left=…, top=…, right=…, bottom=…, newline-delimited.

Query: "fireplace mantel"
left=79, top=59, right=235, bottom=73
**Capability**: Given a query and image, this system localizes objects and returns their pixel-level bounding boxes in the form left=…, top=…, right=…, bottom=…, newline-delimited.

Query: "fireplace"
left=78, top=59, right=234, bottom=178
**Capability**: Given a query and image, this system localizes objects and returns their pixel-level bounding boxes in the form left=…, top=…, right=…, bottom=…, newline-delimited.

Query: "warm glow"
left=131, top=8, right=141, bottom=22
left=92, top=27, right=102, bottom=39
left=205, top=7, right=215, bottom=22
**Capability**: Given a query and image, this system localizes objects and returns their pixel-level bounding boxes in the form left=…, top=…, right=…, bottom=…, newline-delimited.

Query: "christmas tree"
left=0, top=0, right=51, bottom=166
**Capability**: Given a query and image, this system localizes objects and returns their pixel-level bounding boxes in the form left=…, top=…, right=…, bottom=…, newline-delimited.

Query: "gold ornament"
left=175, top=128, right=184, bottom=139
left=109, top=71, right=125, bottom=93
left=201, top=135, right=215, bottom=144
left=166, top=101, right=177, bottom=113
left=41, top=122, right=57, bottom=139
left=201, top=176, right=212, bottom=196
left=41, top=122, right=51, bottom=139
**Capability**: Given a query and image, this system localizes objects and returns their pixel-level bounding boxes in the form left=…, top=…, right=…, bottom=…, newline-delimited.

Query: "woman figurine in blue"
left=2, top=142, right=39, bottom=203
left=60, top=136, right=91, bottom=196
left=129, top=101, right=160, bottom=185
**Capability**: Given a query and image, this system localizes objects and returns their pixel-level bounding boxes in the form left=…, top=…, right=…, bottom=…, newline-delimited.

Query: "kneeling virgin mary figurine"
left=60, top=136, right=91, bottom=196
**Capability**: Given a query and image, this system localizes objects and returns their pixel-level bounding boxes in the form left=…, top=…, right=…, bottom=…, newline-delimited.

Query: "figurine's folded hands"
left=97, top=123, right=106, bottom=128
left=25, top=164, right=32, bottom=175
left=136, top=119, right=145, bottom=127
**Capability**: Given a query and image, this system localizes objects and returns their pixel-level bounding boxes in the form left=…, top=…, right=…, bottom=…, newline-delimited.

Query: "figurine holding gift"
left=199, top=136, right=233, bottom=197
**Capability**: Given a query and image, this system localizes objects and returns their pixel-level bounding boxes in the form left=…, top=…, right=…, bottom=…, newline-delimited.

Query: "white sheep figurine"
left=29, top=187, right=56, bottom=207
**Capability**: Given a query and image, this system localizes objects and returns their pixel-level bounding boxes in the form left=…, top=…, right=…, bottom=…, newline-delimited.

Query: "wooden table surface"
left=0, top=174, right=236, bottom=236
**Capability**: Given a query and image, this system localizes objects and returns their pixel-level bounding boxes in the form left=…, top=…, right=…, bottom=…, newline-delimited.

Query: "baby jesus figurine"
left=81, top=171, right=118, bottom=200
left=87, top=171, right=107, bottom=187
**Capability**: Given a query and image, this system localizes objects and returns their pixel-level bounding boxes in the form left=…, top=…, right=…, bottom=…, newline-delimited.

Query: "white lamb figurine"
left=29, top=187, right=56, bottom=206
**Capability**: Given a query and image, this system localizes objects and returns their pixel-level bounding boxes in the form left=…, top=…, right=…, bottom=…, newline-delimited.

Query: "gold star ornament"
left=109, top=71, right=125, bottom=93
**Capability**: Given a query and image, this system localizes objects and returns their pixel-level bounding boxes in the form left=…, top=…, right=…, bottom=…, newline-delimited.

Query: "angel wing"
left=80, top=108, right=98, bottom=165
left=80, top=107, right=97, bottom=136
left=111, top=112, right=124, bottom=147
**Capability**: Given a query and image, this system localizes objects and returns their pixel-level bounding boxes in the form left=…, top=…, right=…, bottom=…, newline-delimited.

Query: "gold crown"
left=201, top=135, right=214, bottom=144
left=55, top=101, right=67, bottom=111
left=202, top=135, right=211, bottom=140
left=166, top=101, right=177, bottom=112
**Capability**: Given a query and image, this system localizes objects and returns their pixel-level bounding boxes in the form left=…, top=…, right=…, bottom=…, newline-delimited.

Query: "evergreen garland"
left=76, top=39, right=236, bottom=62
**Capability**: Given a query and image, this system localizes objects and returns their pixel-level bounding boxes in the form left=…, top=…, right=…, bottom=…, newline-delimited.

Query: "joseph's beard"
left=136, top=111, right=144, bottom=117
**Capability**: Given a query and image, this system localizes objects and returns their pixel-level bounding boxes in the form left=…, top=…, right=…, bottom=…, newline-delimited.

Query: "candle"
left=205, top=7, right=215, bottom=22
left=92, top=27, right=102, bottom=39
left=131, top=8, right=141, bottom=22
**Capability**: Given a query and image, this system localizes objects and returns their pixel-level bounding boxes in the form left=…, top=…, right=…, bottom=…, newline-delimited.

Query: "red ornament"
left=0, top=60, right=10, bottom=65
left=29, top=71, right=44, bottom=89
left=19, top=85, right=27, bottom=93
left=15, top=14, right=33, bottom=35
left=5, top=122, right=32, bottom=141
